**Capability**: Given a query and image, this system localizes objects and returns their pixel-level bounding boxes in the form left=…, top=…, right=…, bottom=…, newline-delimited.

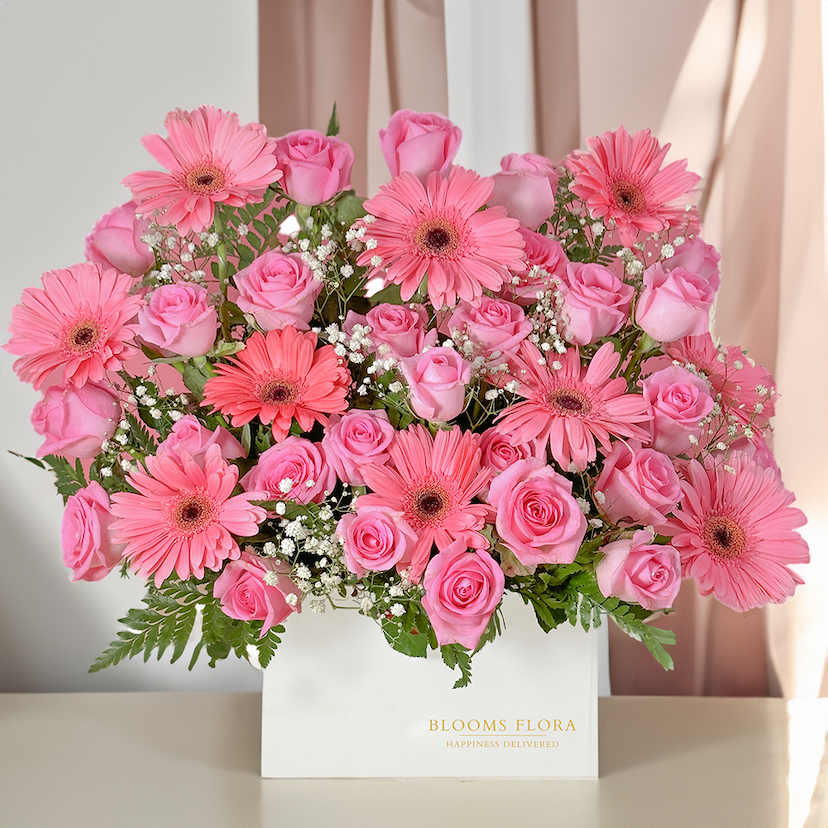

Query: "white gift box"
left=261, top=593, right=599, bottom=779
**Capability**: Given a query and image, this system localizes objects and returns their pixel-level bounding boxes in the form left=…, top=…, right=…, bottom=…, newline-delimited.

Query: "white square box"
left=262, top=593, right=598, bottom=779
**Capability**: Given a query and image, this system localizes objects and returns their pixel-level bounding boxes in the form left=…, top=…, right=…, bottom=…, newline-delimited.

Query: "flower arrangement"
left=5, top=105, right=809, bottom=688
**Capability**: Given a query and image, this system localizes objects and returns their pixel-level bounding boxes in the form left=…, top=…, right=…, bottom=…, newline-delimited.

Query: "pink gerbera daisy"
left=357, top=425, right=492, bottom=581
left=357, top=167, right=525, bottom=309
left=661, top=452, right=809, bottom=612
left=663, top=334, right=778, bottom=432
left=201, top=326, right=350, bottom=441
left=123, top=106, right=282, bottom=235
left=110, top=444, right=268, bottom=587
left=566, top=126, right=700, bottom=246
left=495, top=341, right=651, bottom=471
left=4, top=263, right=144, bottom=390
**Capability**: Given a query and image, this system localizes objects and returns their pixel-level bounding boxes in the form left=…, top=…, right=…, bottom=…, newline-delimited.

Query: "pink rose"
left=421, top=540, right=505, bottom=650
left=594, top=440, right=681, bottom=526
left=234, top=250, right=323, bottom=331
left=560, top=262, right=634, bottom=346
left=668, top=237, right=721, bottom=282
left=272, top=130, right=355, bottom=205
left=723, top=437, right=781, bottom=477
left=214, top=551, right=301, bottom=635
left=504, top=228, right=569, bottom=305
left=379, top=109, right=462, bottom=182
left=139, top=283, right=218, bottom=357
left=488, top=458, right=587, bottom=566
left=489, top=153, right=559, bottom=231
left=84, top=200, right=154, bottom=278
left=337, top=505, right=417, bottom=578
left=446, top=297, right=532, bottom=358
left=345, top=303, right=436, bottom=359
left=156, top=414, right=244, bottom=463
left=32, top=380, right=121, bottom=459
left=642, top=365, right=714, bottom=455
left=400, top=347, right=471, bottom=422
left=596, top=530, right=681, bottom=610
left=61, top=482, right=125, bottom=581
left=478, top=427, right=541, bottom=498
left=241, top=436, right=334, bottom=505
left=322, top=409, right=395, bottom=486
left=635, top=243, right=720, bottom=342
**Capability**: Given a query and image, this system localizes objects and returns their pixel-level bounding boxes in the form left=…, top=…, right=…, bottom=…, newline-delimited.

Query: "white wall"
left=0, top=0, right=262, bottom=691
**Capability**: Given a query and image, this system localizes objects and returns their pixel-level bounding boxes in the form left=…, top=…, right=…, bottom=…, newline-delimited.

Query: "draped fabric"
left=258, top=0, right=827, bottom=698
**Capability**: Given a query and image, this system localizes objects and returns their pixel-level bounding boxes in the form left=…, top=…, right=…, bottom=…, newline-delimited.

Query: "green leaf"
left=125, top=411, right=158, bottom=455
left=181, top=362, right=213, bottom=401
left=326, top=102, right=339, bottom=137
left=39, top=455, right=87, bottom=503
left=334, top=192, right=367, bottom=227
left=8, top=451, right=45, bottom=470
left=255, top=625, right=284, bottom=669
left=440, top=645, right=473, bottom=689
left=381, top=618, right=428, bottom=658
left=89, top=579, right=201, bottom=673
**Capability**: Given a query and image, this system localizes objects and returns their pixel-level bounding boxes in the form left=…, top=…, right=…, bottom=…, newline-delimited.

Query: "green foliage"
left=440, top=645, right=473, bottom=689
left=36, top=455, right=87, bottom=503
left=510, top=560, right=675, bottom=672
left=89, top=579, right=202, bottom=672
left=326, top=102, right=340, bottom=137
left=89, top=576, right=284, bottom=673
left=125, top=411, right=158, bottom=455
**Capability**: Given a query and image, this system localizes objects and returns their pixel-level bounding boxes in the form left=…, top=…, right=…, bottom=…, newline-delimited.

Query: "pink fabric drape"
left=258, top=0, right=827, bottom=697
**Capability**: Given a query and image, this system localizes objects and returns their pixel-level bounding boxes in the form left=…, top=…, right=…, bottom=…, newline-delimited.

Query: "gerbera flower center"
left=611, top=179, right=646, bottom=214
left=702, top=514, right=747, bottom=560
left=413, top=218, right=461, bottom=258
left=170, top=492, right=216, bottom=535
left=256, top=377, right=300, bottom=406
left=64, top=318, right=103, bottom=355
left=185, top=162, right=227, bottom=194
left=548, top=387, right=591, bottom=416
left=409, top=483, right=452, bottom=525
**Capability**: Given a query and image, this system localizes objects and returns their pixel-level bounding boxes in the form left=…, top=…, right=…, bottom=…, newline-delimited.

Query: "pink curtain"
left=258, top=0, right=827, bottom=697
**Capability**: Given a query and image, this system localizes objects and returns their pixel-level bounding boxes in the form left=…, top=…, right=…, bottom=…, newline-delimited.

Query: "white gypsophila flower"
left=149, top=408, right=162, bottom=420
left=278, top=477, right=294, bottom=494
left=285, top=593, right=299, bottom=607
left=263, top=571, right=280, bottom=587
left=100, top=467, right=113, bottom=478
left=661, top=243, right=675, bottom=259
left=169, top=411, right=184, bottom=422
left=309, top=599, right=326, bottom=614
left=262, top=542, right=278, bottom=557
left=390, top=603, right=405, bottom=617
left=594, top=490, right=606, bottom=505
left=295, top=565, right=311, bottom=580
left=359, top=595, right=374, bottom=613
left=589, top=518, right=604, bottom=529
left=280, top=538, right=296, bottom=555
left=388, top=584, right=404, bottom=598
left=576, top=497, right=591, bottom=514
left=275, top=502, right=286, bottom=516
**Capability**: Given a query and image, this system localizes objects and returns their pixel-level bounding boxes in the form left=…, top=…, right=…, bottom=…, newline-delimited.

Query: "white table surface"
left=1, top=692, right=826, bottom=828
